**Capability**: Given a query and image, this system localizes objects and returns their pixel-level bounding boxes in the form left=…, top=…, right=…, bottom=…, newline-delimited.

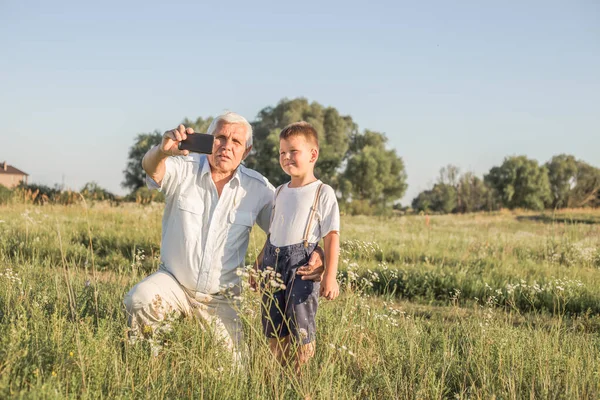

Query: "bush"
left=0, top=185, right=13, bottom=205
left=80, top=182, right=116, bottom=202
left=14, top=183, right=60, bottom=205
left=13, top=183, right=83, bottom=205
left=124, top=187, right=165, bottom=205
left=343, top=199, right=375, bottom=216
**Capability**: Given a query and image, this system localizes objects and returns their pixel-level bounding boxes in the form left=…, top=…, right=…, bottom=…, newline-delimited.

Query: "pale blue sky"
left=1, top=0, right=598, bottom=204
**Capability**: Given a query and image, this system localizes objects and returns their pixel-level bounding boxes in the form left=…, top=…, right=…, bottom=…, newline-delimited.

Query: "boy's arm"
left=320, top=231, right=340, bottom=300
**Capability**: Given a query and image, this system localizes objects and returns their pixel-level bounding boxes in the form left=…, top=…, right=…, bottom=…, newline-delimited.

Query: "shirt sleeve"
left=318, top=184, right=340, bottom=239
left=255, top=184, right=275, bottom=233
left=145, top=156, right=185, bottom=198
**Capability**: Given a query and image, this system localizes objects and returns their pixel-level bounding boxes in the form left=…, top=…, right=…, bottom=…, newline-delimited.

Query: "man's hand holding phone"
left=160, top=124, right=215, bottom=157
left=143, top=124, right=215, bottom=186
left=161, top=125, right=194, bottom=157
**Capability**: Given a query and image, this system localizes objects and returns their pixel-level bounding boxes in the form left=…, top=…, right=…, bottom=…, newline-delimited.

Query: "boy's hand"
left=320, top=275, right=339, bottom=300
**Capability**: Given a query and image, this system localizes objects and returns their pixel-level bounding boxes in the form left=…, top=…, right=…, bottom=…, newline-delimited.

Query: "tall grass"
left=1, top=204, right=599, bottom=398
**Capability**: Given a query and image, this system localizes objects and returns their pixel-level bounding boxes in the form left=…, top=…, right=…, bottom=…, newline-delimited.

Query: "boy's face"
left=279, top=135, right=318, bottom=178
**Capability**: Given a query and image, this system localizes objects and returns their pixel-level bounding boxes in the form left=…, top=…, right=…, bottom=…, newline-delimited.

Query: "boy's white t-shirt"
left=269, top=180, right=340, bottom=247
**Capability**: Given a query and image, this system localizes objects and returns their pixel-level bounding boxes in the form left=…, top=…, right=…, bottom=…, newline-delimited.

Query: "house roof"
left=0, top=163, right=29, bottom=176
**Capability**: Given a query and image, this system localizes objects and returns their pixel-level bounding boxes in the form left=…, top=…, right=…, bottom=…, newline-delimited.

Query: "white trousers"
left=124, top=269, right=242, bottom=352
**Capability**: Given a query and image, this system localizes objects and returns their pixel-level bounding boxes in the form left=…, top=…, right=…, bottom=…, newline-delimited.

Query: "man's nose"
left=221, top=138, right=233, bottom=151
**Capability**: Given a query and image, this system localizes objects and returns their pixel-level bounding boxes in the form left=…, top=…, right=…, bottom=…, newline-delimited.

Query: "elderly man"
left=124, top=111, right=324, bottom=351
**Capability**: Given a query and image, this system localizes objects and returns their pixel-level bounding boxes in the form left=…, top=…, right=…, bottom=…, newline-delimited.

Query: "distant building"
left=0, top=161, right=29, bottom=189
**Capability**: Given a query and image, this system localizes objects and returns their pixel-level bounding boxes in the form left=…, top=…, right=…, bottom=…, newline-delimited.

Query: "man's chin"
left=214, top=160, right=239, bottom=173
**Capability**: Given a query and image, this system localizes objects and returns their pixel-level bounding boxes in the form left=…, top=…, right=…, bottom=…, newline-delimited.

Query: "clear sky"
left=1, top=0, right=598, bottom=204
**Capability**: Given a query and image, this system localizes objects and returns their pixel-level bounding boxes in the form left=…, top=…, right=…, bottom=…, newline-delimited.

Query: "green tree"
left=412, top=165, right=461, bottom=214
left=412, top=183, right=457, bottom=213
left=341, top=130, right=407, bottom=210
left=411, top=190, right=433, bottom=213
left=484, top=155, right=551, bottom=210
left=438, top=164, right=460, bottom=187
left=246, top=98, right=356, bottom=187
left=569, top=161, right=600, bottom=208
left=545, top=154, right=578, bottom=208
left=413, top=166, right=493, bottom=214
left=80, top=182, right=115, bottom=201
left=122, top=131, right=162, bottom=192
left=545, top=155, right=600, bottom=208
left=456, top=172, right=490, bottom=213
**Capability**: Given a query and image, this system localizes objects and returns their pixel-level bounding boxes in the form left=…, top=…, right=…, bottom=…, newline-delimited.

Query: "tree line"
left=122, top=97, right=599, bottom=214
left=412, top=155, right=600, bottom=214
left=4, top=97, right=597, bottom=212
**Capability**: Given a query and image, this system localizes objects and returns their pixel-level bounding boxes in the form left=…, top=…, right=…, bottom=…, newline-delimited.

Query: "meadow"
left=0, top=202, right=599, bottom=399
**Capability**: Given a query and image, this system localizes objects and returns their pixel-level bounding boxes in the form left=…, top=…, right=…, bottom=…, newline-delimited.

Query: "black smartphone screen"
left=178, top=133, right=214, bottom=154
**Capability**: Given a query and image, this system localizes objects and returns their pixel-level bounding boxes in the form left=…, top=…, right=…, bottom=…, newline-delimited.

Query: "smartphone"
left=178, top=133, right=214, bottom=154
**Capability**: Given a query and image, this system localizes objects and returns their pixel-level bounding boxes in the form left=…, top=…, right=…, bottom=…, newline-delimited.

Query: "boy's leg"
left=268, top=336, right=291, bottom=364
left=279, top=337, right=314, bottom=372
left=262, top=288, right=289, bottom=363
left=285, top=273, right=320, bottom=369
left=297, top=341, right=316, bottom=365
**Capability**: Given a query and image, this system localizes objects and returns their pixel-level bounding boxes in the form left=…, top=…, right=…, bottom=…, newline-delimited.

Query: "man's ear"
left=243, top=145, right=253, bottom=160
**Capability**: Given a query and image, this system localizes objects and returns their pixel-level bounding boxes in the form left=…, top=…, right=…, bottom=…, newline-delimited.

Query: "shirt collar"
left=199, top=155, right=212, bottom=178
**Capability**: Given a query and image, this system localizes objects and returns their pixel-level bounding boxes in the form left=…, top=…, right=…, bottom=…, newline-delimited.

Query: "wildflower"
left=142, top=325, right=153, bottom=336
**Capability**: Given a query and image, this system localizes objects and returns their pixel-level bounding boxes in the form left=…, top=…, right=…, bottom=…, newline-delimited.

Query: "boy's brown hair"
left=279, top=121, right=319, bottom=148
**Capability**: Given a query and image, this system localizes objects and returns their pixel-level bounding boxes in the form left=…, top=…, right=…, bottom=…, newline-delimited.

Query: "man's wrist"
left=315, top=246, right=325, bottom=261
left=157, top=145, right=171, bottom=158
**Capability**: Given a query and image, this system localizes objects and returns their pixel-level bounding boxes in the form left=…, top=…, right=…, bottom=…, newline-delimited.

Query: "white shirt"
left=269, top=180, right=340, bottom=247
left=147, top=154, right=274, bottom=294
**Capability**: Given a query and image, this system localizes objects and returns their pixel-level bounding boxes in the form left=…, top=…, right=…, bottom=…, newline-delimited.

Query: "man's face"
left=208, top=122, right=251, bottom=175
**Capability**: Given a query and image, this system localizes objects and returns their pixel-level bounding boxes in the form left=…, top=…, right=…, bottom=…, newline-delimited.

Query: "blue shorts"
left=260, top=238, right=319, bottom=345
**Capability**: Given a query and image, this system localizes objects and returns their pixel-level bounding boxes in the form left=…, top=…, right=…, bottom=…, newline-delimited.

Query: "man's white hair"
left=206, top=111, right=253, bottom=149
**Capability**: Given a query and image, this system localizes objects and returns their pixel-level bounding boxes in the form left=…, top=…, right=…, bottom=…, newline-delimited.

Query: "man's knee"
left=124, top=282, right=156, bottom=314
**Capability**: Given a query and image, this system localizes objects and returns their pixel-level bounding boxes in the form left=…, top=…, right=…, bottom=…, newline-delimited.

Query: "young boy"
left=253, top=121, right=340, bottom=370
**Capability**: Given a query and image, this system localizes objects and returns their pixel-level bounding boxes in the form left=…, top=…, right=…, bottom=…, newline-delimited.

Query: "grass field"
left=0, top=203, right=599, bottom=399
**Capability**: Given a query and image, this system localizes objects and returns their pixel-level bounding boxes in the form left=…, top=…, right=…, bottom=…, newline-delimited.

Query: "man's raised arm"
left=142, top=124, right=194, bottom=186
